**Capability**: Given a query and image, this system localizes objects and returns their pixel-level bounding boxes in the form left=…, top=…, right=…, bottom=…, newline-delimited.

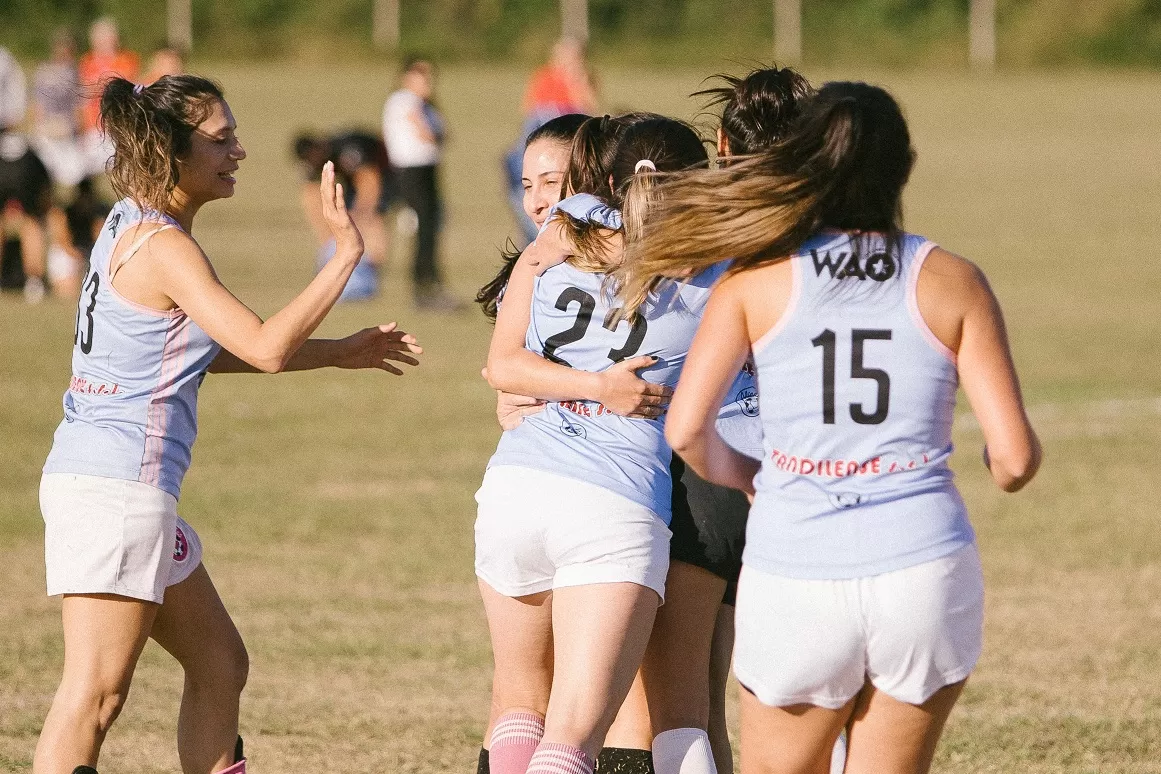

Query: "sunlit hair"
left=618, top=82, right=916, bottom=315
left=694, top=65, right=813, bottom=156
left=475, top=113, right=592, bottom=321
left=558, top=114, right=708, bottom=275
left=100, top=74, right=224, bottom=213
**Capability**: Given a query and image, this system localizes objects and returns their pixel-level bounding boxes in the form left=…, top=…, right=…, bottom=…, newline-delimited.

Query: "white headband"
left=634, top=159, right=657, bottom=173
left=133, top=84, right=144, bottom=95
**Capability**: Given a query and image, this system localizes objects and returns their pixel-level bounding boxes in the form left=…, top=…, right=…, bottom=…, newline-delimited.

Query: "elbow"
left=990, top=439, right=1042, bottom=493
left=485, top=355, right=513, bottom=392
left=665, top=422, right=698, bottom=458
left=252, top=349, right=290, bottom=374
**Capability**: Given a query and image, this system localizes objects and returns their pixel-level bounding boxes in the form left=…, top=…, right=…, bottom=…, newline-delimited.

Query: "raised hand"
left=596, top=355, right=673, bottom=419
left=320, top=160, right=364, bottom=259
left=331, top=323, right=422, bottom=374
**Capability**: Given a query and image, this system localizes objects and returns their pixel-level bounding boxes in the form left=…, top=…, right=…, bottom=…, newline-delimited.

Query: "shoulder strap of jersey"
left=109, top=224, right=177, bottom=282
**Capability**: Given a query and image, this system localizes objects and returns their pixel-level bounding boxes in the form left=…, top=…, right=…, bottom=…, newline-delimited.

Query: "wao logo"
left=811, top=249, right=896, bottom=282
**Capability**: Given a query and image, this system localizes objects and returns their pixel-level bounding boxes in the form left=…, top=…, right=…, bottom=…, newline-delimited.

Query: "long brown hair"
left=617, top=82, right=916, bottom=314
left=100, top=74, right=224, bottom=212
left=557, top=114, right=708, bottom=275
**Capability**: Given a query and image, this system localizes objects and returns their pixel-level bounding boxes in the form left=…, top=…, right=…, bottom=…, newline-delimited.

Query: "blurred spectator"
left=45, top=176, right=108, bottom=298
left=505, top=37, right=598, bottom=243
left=78, top=17, right=139, bottom=178
left=0, top=46, right=27, bottom=132
left=523, top=37, right=598, bottom=119
left=0, top=47, right=51, bottom=302
left=1, top=137, right=52, bottom=303
left=293, top=129, right=396, bottom=301
left=383, top=56, right=461, bottom=311
left=145, top=46, right=183, bottom=83
left=31, top=29, right=86, bottom=187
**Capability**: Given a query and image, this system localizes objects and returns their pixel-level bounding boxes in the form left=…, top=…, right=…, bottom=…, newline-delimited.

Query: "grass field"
left=2, top=63, right=1160, bottom=773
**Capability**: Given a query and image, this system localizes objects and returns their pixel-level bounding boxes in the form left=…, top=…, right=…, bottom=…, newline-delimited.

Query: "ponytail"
left=618, top=82, right=915, bottom=315
left=100, top=74, right=224, bottom=212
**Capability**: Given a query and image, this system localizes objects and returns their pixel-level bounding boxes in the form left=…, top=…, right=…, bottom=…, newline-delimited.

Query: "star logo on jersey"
left=736, top=386, right=759, bottom=417
left=560, top=416, right=587, bottom=439
left=864, top=252, right=896, bottom=282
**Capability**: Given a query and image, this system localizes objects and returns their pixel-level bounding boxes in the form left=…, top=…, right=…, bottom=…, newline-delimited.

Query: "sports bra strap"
left=109, top=223, right=177, bottom=282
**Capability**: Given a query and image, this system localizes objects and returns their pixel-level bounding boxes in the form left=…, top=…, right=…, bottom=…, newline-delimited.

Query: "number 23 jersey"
left=43, top=198, right=221, bottom=500
left=747, top=231, right=974, bottom=580
left=490, top=245, right=725, bottom=525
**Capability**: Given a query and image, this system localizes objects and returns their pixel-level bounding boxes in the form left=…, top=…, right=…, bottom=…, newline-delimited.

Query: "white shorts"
left=733, top=543, right=984, bottom=708
left=475, top=465, right=671, bottom=600
left=40, top=472, right=203, bottom=603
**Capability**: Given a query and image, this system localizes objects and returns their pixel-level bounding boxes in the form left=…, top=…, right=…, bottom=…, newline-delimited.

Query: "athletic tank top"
left=489, top=194, right=727, bottom=523
left=43, top=198, right=221, bottom=499
left=745, top=231, right=974, bottom=579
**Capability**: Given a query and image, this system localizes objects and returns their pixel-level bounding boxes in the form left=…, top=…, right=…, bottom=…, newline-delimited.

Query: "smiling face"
left=522, top=137, right=570, bottom=228
left=175, top=98, right=246, bottom=206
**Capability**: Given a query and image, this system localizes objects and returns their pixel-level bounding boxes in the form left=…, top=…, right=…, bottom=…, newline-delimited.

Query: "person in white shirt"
left=382, top=55, right=460, bottom=311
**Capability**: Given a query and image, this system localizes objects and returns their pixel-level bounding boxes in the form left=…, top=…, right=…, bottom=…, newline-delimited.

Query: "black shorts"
left=0, top=134, right=52, bottom=219
left=668, top=453, right=749, bottom=603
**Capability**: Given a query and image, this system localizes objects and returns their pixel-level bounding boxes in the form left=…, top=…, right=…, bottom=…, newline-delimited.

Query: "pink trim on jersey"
left=140, top=315, right=190, bottom=487
left=752, top=256, right=803, bottom=356
left=905, top=241, right=957, bottom=365
left=106, top=221, right=182, bottom=318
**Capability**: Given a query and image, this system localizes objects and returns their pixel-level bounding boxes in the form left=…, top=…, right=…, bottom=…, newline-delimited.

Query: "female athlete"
left=623, top=81, right=1041, bottom=774
left=477, top=115, right=711, bottom=774
left=35, top=75, right=422, bottom=774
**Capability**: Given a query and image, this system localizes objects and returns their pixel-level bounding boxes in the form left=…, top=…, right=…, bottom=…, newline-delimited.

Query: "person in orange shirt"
left=78, top=17, right=139, bottom=177
left=522, top=37, right=598, bottom=118
left=506, top=37, right=599, bottom=244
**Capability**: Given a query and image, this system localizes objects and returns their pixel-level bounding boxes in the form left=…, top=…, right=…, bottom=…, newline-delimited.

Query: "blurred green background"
left=2, top=0, right=1160, bottom=67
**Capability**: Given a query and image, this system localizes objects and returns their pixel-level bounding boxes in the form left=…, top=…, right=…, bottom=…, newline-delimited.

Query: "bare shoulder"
left=920, top=246, right=989, bottom=291
left=915, top=246, right=999, bottom=352
left=718, top=259, right=795, bottom=343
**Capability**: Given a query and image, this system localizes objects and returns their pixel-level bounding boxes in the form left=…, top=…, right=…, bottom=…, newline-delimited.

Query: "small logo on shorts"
left=560, top=417, right=587, bottom=439
left=736, top=386, right=759, bottom=417
left=173, top=526, right=189, bottom=562
left=829, top=492, right=864, bottom=509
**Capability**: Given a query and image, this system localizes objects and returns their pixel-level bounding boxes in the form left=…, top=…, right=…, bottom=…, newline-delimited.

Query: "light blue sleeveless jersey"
left=490, top=194, right=730, bottom=523
left=43, top=198, right=221, bottom=499
left=746, top=231, right=974, bottom=579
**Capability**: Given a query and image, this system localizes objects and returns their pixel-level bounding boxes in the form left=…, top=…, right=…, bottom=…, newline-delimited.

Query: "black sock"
left=235, top=735, right=245, bottom=763
left=476, top=747, right=489, bottom=774
left=596, top=747, right=655, bottom=774
left=71, top=768, right=99, bottom=774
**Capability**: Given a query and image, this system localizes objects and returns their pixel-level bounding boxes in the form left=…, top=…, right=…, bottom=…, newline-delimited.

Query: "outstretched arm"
left=209, top=323, right=421, bottom=374
left=154, top=162, right=365, bottom=373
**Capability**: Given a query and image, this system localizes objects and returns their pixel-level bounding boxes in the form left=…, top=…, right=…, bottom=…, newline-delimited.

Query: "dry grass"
left=1, top=64, right=1159, bottom=772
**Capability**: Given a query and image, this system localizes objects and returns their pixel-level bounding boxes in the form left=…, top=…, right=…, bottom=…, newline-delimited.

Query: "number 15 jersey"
left=746, top=231, right=974, bottom=580
left=489, top=195, right=725, bottom=525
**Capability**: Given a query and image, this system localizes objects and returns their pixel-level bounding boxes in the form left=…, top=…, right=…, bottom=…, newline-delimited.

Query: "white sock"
left=652, top=727, right=717, bottom=774
left=829, top=729, right=847, bottom=774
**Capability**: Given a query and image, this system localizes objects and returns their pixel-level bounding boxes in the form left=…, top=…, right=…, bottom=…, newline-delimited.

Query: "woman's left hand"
left=332, top=323, right=423, bottom=374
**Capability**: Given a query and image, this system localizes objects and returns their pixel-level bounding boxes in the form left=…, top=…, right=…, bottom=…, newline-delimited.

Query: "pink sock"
left=490, top=711, right=545, bottom=774
left=526, top=742, right=595, bottom=774
left=215, top=759, right=245, bottom=774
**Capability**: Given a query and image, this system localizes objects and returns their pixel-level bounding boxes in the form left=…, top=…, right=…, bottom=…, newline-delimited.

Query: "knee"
left=57, top=680, right=131, bottom=735
left=185, top=638, right=249, bottom=696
